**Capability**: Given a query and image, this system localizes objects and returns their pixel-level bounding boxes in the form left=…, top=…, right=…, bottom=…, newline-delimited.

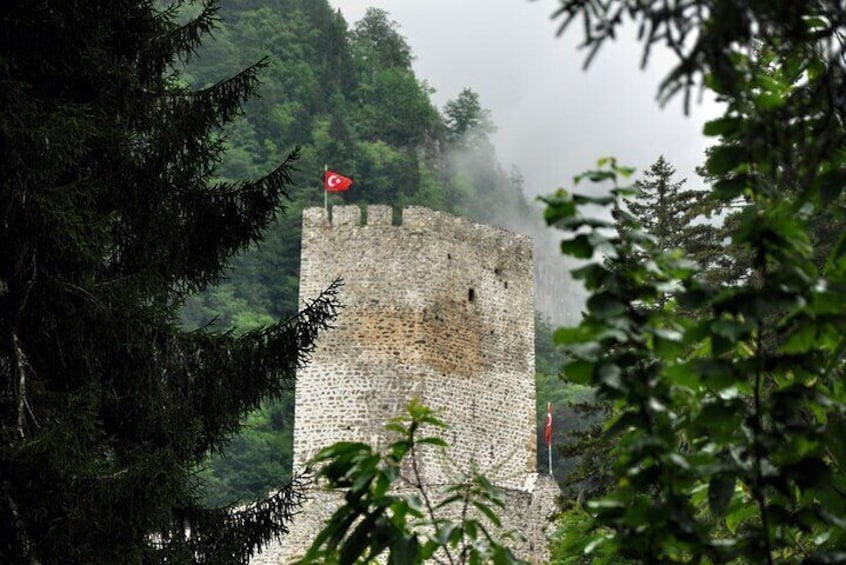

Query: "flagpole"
left=323, top=164, right=328, bottom=214
left=548, top=437, right=552, bottom=476
left=547, top=402, right=553, bottom=476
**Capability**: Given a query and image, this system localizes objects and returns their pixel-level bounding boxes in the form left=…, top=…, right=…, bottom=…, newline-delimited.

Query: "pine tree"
left=626, top=158, right=706, bottom=261
left=0, top=2, right=337, bottom=563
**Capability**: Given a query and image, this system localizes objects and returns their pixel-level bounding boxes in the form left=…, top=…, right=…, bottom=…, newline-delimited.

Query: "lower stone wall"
left=250, top=474, right=560, bottom=564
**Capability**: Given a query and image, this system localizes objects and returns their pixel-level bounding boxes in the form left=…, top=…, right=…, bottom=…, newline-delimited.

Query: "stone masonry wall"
left=294, top=205, right=536, bottom=488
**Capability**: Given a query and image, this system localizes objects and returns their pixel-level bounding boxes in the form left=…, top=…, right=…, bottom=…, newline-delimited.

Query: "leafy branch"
left=297, top=400, right=527, bottom=565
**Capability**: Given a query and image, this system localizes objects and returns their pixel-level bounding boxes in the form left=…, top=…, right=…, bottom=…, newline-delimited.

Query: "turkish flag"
left=324, top=170, right=353, bottom=192
left=545, top=402, right=553, bottom=447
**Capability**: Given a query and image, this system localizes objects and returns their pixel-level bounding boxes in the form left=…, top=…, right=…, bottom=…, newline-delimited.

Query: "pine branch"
left=2, top=484, right=40, bottom=565
left=169, top=147, right=300, bottom=288
left=154, top=58, right=268, bottom=129
left=148, top=1, right=220, bottom=71
left=159, top=472, right=312, bottom=565
left=174, top=278, right=342, bottom=453
left=11, top=332, right=36, bottom=441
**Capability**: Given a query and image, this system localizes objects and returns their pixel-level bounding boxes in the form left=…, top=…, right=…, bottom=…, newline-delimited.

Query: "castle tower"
left=294, top=205, right=536, bottom=488
left=256, top=205, right=558, bottom=564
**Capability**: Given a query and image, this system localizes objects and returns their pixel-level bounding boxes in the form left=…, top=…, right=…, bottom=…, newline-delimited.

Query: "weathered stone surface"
left=254, top=206, right=559, bottom=564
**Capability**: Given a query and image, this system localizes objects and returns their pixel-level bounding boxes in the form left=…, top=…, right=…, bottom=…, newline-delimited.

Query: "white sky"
left=330, top=0, right=723, bottom=197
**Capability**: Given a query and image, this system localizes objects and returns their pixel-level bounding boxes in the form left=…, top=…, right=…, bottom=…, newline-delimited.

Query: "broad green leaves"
left=544, top=151, right=846, bottom=562
left=544, top=3, right=846, bottom=561
left=298, top=401, right=526, bottom=565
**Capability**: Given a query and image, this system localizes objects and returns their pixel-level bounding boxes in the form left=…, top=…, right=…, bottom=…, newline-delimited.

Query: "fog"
left=330, top=0, right=723, bottom=324
left=332, top=0, right=721, bottom=194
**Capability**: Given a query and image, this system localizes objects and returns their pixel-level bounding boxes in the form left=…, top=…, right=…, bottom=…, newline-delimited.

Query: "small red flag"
left=324, top=170, right=353, bottom=192
left=545, top=402, right=553, bottom=447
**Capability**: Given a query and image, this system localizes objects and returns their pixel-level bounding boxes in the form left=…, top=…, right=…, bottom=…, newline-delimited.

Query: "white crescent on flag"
left=327, top=173, right=342, bottom=188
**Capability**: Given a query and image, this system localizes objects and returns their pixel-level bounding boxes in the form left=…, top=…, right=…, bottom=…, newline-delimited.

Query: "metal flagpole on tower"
left=548, top=441, right=553, bottom=475
left=323, top=164, right=328, bottom=214
left=546, top=402, right=553, bottom=476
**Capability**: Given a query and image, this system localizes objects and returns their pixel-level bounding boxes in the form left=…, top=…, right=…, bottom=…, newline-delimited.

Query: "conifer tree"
left=623, top=157, right=717, bottom=271
left=0, top=2, right=337, bottom=563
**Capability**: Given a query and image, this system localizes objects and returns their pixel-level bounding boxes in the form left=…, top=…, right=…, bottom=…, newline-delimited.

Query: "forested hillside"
left=177, top=0, right=578, bottom=505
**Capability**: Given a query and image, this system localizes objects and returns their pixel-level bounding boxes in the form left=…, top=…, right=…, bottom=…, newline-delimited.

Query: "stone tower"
left=255, top=205, right=558, bottom=564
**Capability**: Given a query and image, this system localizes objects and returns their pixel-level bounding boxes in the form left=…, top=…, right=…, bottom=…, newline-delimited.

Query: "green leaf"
left=570, top=263, right=613, bottom=289
left=388, top=535, right=420, bottom=565
left=565, top=341, right=601, bottom=361
left=583, top=534, right=610, bottom=554
left=373, top=472, right=392, bottom=498
left=563, top=359, right=595, bottom=384
left=587, top=291, right=626, bottom=319
left=756, top=90, right=784, bottom=110
left=710, top=317, right=754, bottom=341
left=703, top=116, right=742, bottom=137
left=576, top=170, right=616, bottom=183
left=613, top=165, right=636, bottom=178
left=653, top=327, right=684, bottom=358
left=560, top=234, right=595, bottom=259
left=817, top=167, right=846, bottom=207
left=340, top=511, right=382, bottom=564
left=708, top=475, right=735, bottom=517
left=713, top=175, right=748, bottom=199
left=573, top=193, right=616, bottom=206
left=540, top=191, right=576, bottom=225
left=472, top=500, right=502, bottom=527
left=783, top=323, right=817, bottom=354
left=725, top=503, right=758, bottom=534
left=664, top=362, right=701, bottom=388
left=706, top=145, right=744, bottom=176
left=596, top=362, right=623, bottom=391
left=417, top=437, right=448, bottom=447
left=691, top=359, right=737, bottom=390
left=434, top=523, right=457, bottom=546
left=553, top=326, right=589, bottom=345
left=389, top=440, right=411, bottom=461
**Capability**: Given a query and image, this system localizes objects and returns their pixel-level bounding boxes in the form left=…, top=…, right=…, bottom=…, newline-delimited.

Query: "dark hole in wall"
left=468, top=288, right=475, bottom=302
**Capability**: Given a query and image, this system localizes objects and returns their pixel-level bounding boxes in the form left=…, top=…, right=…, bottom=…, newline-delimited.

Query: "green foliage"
left=544, top=153, right=846, bottom=562
left=0, top=2, right=340, bottom=563
left=544, top=3, right=846, bottom=562
left=551, top=502, right=635, bottom=565
left=623, top=157, right=722, bottom=285
left=298, top=401, right=527, bottom=565
left=200, top=395, right=295, bottom=506
left=444, top=88, right=497, bottom=148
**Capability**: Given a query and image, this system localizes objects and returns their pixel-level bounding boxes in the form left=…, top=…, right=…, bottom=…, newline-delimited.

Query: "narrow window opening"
left=468, top=288, right=475, bottom=302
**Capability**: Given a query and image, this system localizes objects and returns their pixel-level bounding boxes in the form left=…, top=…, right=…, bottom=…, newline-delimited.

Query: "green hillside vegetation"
left=178, top=0, right=578, bottom=506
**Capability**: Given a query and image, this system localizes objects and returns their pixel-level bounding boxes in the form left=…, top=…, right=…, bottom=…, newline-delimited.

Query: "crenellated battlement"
left=303, top=205, right=532, bottom=255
